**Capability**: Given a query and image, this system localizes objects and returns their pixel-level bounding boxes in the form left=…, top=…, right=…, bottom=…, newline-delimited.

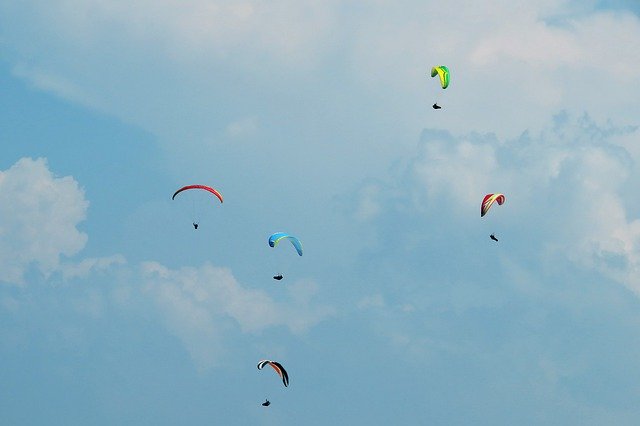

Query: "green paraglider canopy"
left=431, top=65, right=450, bottom=89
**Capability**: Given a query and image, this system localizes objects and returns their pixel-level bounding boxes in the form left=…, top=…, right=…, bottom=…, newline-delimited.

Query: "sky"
left=1, top=0, right=640, bottom=424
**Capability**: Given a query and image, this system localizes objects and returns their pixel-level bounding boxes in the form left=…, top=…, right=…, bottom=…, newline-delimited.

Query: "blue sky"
left=1, top=1, right=640, bottom=424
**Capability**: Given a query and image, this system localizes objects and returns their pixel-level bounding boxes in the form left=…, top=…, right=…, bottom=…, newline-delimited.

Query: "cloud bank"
left=0, top=158, right=88, bottom=285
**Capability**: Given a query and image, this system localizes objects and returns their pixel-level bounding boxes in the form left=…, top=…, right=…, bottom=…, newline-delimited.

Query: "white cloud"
left=406, top=115, right=640, bottom=294
left=4, top=0, right=338, bottom=66
left=412, top=135, right=499, bottom=213
left=348, top=1, right=640, bottom=134
left=0, top=247, right=333, bottom=370
left=4, top=0, right=639, bottom=146
left=60, top=254, right=127, bottom=281
left=140, top=261, right=334, bottom=368
left=0, top=157, right=332, bottom=369
left=469, top=17, right=583, bottom=67
left=0, top=158, right=89, bottom=285
left=353, top=183, right=383, bottom=221
left=12, top=64, right=103, bottom=111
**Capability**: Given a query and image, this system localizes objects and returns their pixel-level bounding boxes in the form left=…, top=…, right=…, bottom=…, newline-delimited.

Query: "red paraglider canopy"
left=172, top=185, right=223, bottom=203
left=480, top=193, right=505, bottom=217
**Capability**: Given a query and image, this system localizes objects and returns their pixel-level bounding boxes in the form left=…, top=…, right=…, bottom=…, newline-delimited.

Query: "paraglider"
left=430, top=66, right=450, bottom=89
left=257, top=360, right=289, bottom=387
left=490, top=234, right=498, bottom=242
left=273, top=275, right=283, bottom=281
left=430, top=66, right=449, bottom=109
left=481, top=193, right=505, bottom=217
left=172, top=185, right=223, bottom=228
left=262, top=399, right=271, bottom=407
left=268, top=233, right=303, bottom=256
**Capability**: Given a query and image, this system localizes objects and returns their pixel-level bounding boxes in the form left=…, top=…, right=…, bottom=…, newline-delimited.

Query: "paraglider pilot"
left=193, top=222, right=199, bottom=230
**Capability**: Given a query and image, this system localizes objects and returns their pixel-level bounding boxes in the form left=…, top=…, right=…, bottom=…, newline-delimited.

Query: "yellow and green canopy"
left=430, top=65, right=450, bottom=89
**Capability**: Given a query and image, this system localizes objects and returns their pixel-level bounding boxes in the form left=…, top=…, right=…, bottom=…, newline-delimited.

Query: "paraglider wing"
left=172, top=185, right=223, bottom=203
left=481, top=193, right=506, bottom=217
left=270, top=362, right=289, bottom=387
left=268, top=232, right=303, bottom=256
left=430, top=65, right=450, bottom=89
left=257, top=360, right=289, bottom=387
